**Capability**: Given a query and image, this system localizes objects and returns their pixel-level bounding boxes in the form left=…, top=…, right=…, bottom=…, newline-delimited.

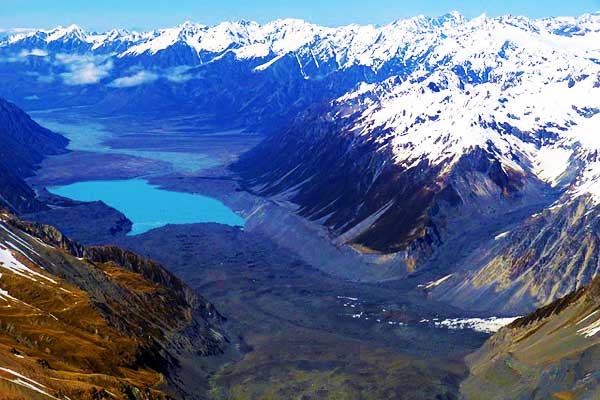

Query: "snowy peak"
left=7, top=24, right=90, bottom=45
left=3, top=13, right=600, bottom=65
left=46, top=24, right=86, bottom=42
left=537, top=12, right=600, bottom=36
left=431, top=11, right=467, bottom=28
left=330, top=17, right=600, bottom=201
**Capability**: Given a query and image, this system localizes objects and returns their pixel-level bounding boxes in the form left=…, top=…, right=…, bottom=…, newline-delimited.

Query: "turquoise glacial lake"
left=49, top=179, right=245, bottom=235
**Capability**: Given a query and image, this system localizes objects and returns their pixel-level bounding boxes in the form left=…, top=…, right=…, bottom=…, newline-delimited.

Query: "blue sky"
left=1, top=0, right=599, bottom=30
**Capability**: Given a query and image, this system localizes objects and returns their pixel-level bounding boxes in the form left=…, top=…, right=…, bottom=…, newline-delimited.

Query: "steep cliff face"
left=0, top=213, right=229, bottom=400
left=462, top=276, right=600, bottom=399
left=0, top=98, right=68, bottom=213
left=0, top=99, right=68, bottom=175
left=0, top=163, right=44, bottom=215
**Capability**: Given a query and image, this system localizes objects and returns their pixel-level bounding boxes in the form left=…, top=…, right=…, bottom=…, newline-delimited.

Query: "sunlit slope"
left=0, top=212, right=228, bottom=400
left=463, top=276, right=600, bottom=399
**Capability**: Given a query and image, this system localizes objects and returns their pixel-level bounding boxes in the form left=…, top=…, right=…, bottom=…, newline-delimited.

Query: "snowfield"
left=432, top=317, right=521, bottom=333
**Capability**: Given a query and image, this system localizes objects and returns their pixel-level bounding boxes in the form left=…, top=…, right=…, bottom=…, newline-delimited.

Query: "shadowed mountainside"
left=0, top=98, right=68, bottom=213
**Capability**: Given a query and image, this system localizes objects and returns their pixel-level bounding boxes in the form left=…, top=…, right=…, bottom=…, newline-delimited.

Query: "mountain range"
left=2, top=12, right=600, bottom=312
left=2, top=11, right=600, bottom=398
left=1, top=12, right=598, bottom=125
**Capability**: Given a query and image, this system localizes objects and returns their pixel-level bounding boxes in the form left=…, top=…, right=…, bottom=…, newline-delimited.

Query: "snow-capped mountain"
left=3, top=12, right=599, bottom=68
left=238, top=12, right=599, bottom=237
left=2, top=12, right=600, bottom=312
left=231, top=12, right=600, bottom=307
left=330, top=15, right=600, bottom=201
left=1, top=13, right=598, bottom=119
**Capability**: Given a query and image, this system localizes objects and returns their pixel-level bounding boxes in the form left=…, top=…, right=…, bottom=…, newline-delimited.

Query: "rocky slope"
left=432, top=195, right=600, bottom=314
left=0, top=98, right=68, bottom=213
left=236, top=13, right=598, bottom=271
left=0, top=212, right=230, bottom=399
left=462, top=275, right=600, bottom=399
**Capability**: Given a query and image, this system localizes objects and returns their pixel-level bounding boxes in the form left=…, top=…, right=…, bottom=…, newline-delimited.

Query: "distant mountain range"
left=1, top=12, right=598, bottom=124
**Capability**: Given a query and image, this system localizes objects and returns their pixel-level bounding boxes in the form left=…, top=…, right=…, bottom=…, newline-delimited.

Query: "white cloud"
left=0, top=48, right=48, bottom=63
left=109, top=70, right=159, bottom=88
left=37, top=74, right=55, bottom=83
left=19, top=49, right=48, bottom=57
left=56, top=53, right=113, bottom=85
left=164, top=66, right=194, bottom=83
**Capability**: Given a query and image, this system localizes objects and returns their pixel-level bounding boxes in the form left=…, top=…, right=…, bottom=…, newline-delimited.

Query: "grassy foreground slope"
left=0, top=212, right=230, bottom=400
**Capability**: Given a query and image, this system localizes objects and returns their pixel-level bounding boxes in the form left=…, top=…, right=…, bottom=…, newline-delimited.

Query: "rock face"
left=462, top=276, right=600, bottom=399
left=0, top=213, right=230, bottom=400
left=0, top=98, right=68, bottom=176
left=25, top=198, right=134, bottom=245
left=0, top=98, right=68, bottom=213
left=433, top=196, right=600, bottom=314
left=234, top=108, right=553, bottom=260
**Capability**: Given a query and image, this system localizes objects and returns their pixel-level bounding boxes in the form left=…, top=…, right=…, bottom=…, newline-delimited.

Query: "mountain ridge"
left=3, top=11, right=599, bottom=61
left=462, top=274, right=600, bottom=399
left=0, top=212, right=231, bottom=399
left=0, top=98, right=68, bottom=213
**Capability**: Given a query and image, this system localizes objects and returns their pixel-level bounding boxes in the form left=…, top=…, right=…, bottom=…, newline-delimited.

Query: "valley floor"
left=25, top=108, right=494, bottom=399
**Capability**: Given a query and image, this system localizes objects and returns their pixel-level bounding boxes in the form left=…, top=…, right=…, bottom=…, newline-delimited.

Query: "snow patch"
left=0, top=367, right=58, bottom=399
left=433, top=316, right=521, bottom=333
left=0, top=245, right=56, bottom=284
left=418, top=274, right=454, bottom=289
left=494, top=231, right=511, bottom=240
left=577, top=311, right=600, bottom=337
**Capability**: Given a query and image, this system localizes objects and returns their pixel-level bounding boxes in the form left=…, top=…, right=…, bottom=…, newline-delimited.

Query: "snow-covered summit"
left=331, top=13, right=600, bottom=203
left=3, top=12, right=599, bottom=66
